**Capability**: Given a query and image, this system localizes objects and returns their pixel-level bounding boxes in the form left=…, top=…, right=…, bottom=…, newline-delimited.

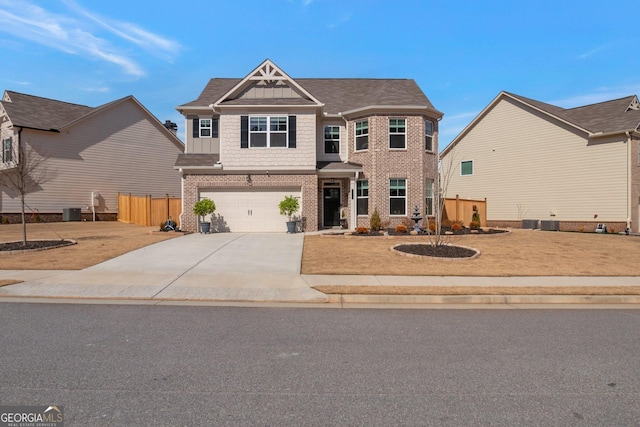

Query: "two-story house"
left=175, top=59, right=443, bottom=232
left=1, top=91, right=184, bottom=222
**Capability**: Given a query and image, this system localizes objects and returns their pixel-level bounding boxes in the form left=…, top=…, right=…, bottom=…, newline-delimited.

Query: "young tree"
left=0, top=140, right=55, bottom=245
left=428, top=153, right=457, bottom=248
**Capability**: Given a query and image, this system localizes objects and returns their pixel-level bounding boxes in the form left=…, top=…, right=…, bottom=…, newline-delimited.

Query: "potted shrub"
left=279, top=195, right=300, bottom=233
left=193, top=198, right=216, bottom=233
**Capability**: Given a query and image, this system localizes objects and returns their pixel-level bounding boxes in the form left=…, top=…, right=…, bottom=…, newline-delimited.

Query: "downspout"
left=178, top=168, right=184, bottom=229
left=626, top=131, right=632, bottom=233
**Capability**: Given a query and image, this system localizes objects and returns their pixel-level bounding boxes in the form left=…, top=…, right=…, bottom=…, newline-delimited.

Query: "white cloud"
left=577, top=45, right=607, bottom=59
left=0, top=0, right=181, bottom=77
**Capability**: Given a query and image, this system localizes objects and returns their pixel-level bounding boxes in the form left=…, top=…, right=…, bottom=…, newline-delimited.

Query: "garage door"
left=199, top=187, right=302, bottom=232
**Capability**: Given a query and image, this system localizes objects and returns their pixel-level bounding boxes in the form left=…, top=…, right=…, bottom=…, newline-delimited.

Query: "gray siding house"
left=0, top=91, right=184, bottom=221
left=176, top=59, right=443, bottom=232
left=441, top=92, right=640, bottom=232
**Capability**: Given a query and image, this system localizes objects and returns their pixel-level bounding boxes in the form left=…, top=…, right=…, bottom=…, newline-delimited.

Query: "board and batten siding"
left=443, top=97, right=628, bottom=223
left=0, top=99, right=183, bottom=214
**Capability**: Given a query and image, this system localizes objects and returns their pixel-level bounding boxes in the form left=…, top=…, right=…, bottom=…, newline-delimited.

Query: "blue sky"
left=1, top=0, right=639, bottom=148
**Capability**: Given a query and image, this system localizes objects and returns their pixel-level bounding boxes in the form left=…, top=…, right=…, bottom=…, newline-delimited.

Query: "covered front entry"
left=199, top=187, right=301, bottom=232
left=323, top=186, right=341, bottom=227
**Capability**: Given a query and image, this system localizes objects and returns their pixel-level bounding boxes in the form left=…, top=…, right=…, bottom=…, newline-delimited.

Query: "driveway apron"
left=0, top=233, right=328, bottom=303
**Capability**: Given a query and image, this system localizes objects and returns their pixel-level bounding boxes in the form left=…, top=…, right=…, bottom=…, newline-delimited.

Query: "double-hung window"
left=199, top=119, right=212, bottom=138
left=425, top=178, right=434, bottom=216
left=389, top=118, right=406, bottom=149
left=324, top=125, right=340, bottom=154
left=425, top=120, right=434, bottom=151
left=2, top=138, right=12, bottom=163
left=249, top=116, right=287, bottom=148
left=389, top=179, right=406, bottom=216
left=461, top=160, right=473, bottom=176
left=355, top=120, right=368, bottom=151
left=356, top=180, right=369, bottom=215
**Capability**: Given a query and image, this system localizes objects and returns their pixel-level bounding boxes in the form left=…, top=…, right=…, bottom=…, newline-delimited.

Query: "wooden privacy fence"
left=442, top=195, right=487, bottom=227
left=118, top=193, right=182, bottom=227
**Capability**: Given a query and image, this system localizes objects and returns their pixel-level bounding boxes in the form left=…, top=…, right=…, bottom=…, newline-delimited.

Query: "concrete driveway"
left=0, top=233, right=328, bottom=303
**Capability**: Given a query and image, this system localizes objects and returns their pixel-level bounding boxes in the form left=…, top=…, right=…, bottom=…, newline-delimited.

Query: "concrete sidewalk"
left=0, top=232, right=639, bottom=305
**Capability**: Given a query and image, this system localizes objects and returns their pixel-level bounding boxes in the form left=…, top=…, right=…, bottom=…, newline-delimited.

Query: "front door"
left=323, top=187, right=341, bottom=227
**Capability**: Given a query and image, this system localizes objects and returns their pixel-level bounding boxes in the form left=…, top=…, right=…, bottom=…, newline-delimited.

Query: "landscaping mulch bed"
left=0, top=240, right=76, bottom=252
left=333, top=228, right=509, bottom=237
left=394, top=244, right=478, bottom=258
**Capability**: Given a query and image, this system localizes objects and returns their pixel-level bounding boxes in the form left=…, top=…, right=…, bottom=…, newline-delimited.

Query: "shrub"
left=278, top=195, right=299, bottom=221
left=193, top=198, right=216, bottom=219
left=610, top=227, right=616, bottom=234
left=428, top=221, right=436, bottom=232
left=401, top=217, right=414, bottom=229
left=469, top=220, right=481, bottom=230
left=395, top=224, right=408, bottom=234
left=381, top=219, right=391, bottom=230
left=441, top=219, right=452, bottom=229
left=578, top=226, right=585, bottom=232
left=356, top=226, right=370, bottom=235
left=370, top=208, right=381, bottom=231
left=451, top=221, right=464, bottom=231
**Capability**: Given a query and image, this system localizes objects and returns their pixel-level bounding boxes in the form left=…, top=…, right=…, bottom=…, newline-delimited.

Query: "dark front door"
left=323, top=187, right=341, bottom=227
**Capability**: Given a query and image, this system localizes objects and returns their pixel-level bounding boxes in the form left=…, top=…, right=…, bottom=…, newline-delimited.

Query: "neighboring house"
left=176, top=59, right=443, bottom=232
left=0, top=91, right=184, bottom=221
left=440, top=91, right=640, bottom=232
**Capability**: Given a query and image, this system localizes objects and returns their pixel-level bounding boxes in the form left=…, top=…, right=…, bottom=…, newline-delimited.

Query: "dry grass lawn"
left=0, top=221, right=181, bottom=272
left=301, top=229, right=640, bottom=276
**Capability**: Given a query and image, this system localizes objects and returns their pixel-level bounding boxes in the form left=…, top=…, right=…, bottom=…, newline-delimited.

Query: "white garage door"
left=199, top=187, right=302, bottom=232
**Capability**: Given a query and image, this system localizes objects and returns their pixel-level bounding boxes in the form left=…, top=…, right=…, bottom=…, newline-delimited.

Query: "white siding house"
left=441, top=92, right=640, bottom=232
left=0, top=91, right=184, bottom=221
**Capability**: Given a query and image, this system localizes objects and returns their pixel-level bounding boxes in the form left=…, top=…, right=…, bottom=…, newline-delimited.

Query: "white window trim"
left=425, top=120, right=434, bottom=152
left=199, top=118, right=212, bottom=138
left=324, top=125, right=341, bottom=154
left=389, top=118, right=407, bottom=150
left=355, top=120, right=369, bottom=152
left=249, top=115, right=288, bottom=148
left=461, top=160, right=474, bottom=176
left=389, top=178, right=407, bottom=216
left=356, top=179, right=369, bottom=216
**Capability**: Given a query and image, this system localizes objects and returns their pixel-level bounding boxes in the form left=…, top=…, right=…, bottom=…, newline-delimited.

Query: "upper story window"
left=425, top=120, right=434, bottom=151
left=355, top=120, right=368, bottom=151
left=2, top=138, right=12, bottom=163
left=193, top=117, right=218, bottom=138
left=324, top=125, right=340, bottom=154
left=461, top=160, right=473, bottom=176
left=389, top=118, right=406, bottom=149
left=249, top=116, right=288, bottom=148
left=199, top=119, right=212, bottom=138
left=389, top=178, right=407, bottom=216
left=241, top=115, right=296, bottom=149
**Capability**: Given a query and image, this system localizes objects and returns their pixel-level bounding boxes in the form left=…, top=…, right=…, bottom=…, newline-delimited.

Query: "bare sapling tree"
left=0, top=141, right=55, bottom=245
left=428, top=153, right=457, bottom=248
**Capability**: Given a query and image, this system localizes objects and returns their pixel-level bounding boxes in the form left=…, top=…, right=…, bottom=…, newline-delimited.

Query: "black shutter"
left=288, top=116, right=296, bottom=148
left=192, top=118, right=199, bottom=138
left=212, top=118, right=219, bottom=138
left=240, top=116, right=249, bottom=148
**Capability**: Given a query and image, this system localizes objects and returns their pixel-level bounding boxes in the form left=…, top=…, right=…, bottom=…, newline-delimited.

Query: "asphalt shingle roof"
left=2, top=90, right=94, bottom=131
left=179, top=77, right=442, bottom=116
left=507, top=92, right=640, bottom=134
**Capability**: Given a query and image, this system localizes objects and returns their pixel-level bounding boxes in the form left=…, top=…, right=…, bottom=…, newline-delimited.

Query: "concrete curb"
left=328, top=294, right=640, bottom=305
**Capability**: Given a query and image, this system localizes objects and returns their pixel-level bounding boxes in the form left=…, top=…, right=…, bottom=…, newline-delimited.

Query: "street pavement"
left=1, top=232, right=639, bottom=305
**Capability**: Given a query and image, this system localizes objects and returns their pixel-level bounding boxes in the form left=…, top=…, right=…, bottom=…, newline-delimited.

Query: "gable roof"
left=2, top=90, right=93, bottom=131
left=177, top=60, right=442, bottom=118
left=1, top=90, right=184, bottom=150
left=442, top=91, right=640, bottom=156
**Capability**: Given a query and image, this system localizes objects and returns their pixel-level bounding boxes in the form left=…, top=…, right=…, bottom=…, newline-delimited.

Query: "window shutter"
left=192, top=118, right=199, bottom=138
left=288, top=116, right=296, bottom=148
left=240, top=116, right=249, bottom=148
left=212, top=118, right=219, bottom=138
